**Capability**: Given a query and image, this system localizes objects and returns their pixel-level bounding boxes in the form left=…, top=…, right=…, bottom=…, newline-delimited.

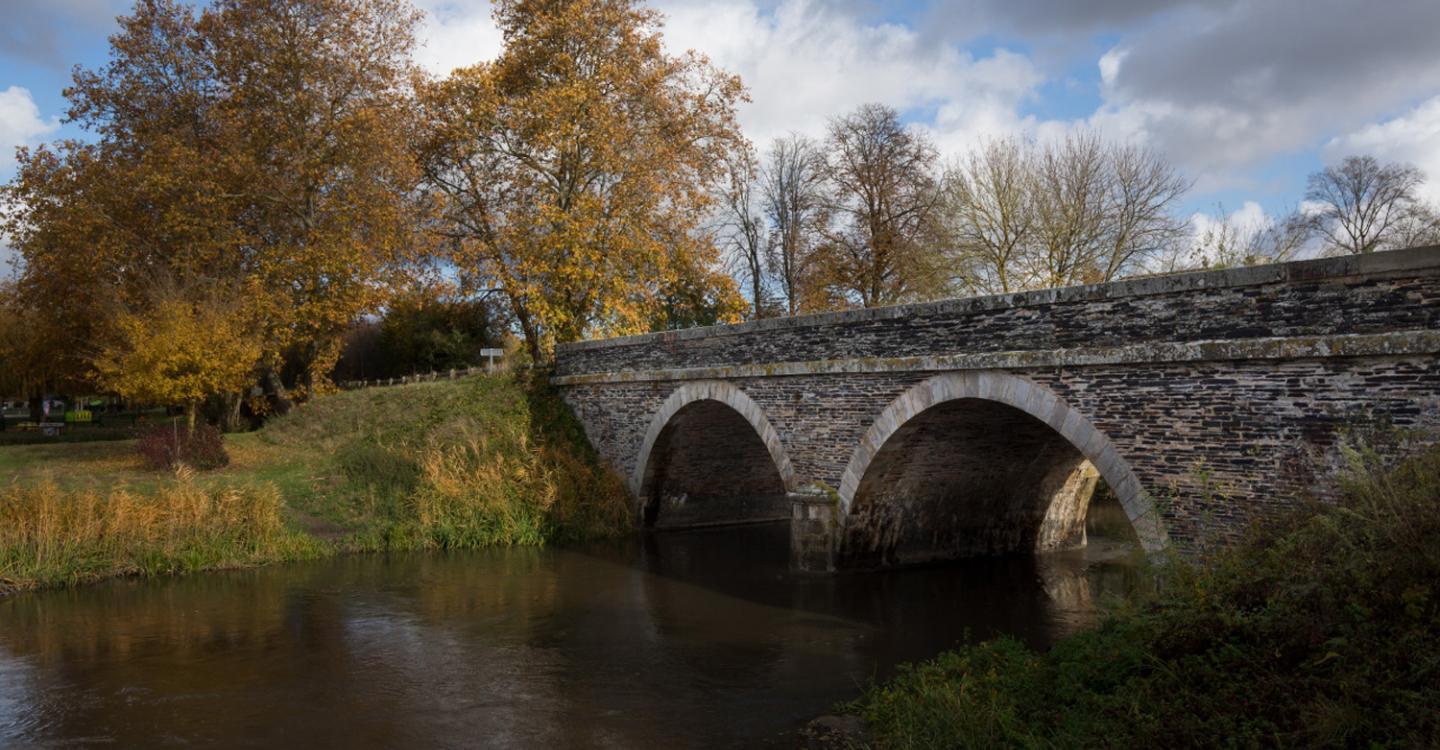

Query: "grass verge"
left=0, top=371, right=632, bottom=595
left=850, top=444, right=1440, bottom=748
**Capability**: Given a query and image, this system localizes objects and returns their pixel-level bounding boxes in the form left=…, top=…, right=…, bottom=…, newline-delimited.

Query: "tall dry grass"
left=0, top=478, right=321, bottom=594
left=265, top=371, right=634, bottom=551
left=402, top=420, right=632, bottom=549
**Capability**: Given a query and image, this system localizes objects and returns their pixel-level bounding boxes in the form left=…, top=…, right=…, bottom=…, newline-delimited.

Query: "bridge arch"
left=632, top=381, right=798, bottom=528
left=837, top=371, right=1169, bottom=561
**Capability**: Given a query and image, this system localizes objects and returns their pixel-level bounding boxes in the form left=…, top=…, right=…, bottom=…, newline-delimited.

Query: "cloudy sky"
left=3, top=0, right=1440, bottom=272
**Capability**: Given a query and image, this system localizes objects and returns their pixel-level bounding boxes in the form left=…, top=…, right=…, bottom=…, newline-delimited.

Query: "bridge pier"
left=789, top=488, right=839, bottom=573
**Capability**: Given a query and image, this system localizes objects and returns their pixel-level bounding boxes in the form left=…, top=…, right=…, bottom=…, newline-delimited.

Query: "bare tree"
left=1027, top=132, right=1110, bottom=288
left=1102, top=142, right=1190, bottom=281
left=760, top=134, right=827, bottom=315
left=1390, top=201, right=1440, bottom=250
left=1187, top=204, right=1314, bottom=269
left=719, top=146, right=772, bottom=319
left=943, top=137, right=1033, bottom=294
left=819, top=104, right=946, bottom=308
left=945, top=133, right=1190, bottom=289
left=1306, top=155, right=1425, bottom=254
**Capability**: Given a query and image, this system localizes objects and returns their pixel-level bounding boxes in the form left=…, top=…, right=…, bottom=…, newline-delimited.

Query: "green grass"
left=0, top=372, right=632, bottom=594
left=850, top=443, right=1440, bottom=749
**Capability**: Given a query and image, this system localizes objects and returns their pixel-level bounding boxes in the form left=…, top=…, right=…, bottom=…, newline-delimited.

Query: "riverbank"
left=0, top=373, right=632, bottom=595
left=847, top=443, right=1440, bottom=748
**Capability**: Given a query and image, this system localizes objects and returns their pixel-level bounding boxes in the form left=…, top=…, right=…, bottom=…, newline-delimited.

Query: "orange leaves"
left=6, top=0, right=427, bottom=397
left=418, top=0, right=747, bottom=357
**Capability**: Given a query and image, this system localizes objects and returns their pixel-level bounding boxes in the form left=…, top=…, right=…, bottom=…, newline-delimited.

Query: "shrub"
left=137, top=423, right=231, bottom=471
left=854, top=444, right=1440, bottom=749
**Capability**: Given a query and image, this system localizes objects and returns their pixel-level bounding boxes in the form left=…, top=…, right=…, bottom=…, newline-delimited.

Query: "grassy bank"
left=851, top=445, right=1440, bottom=748
left=0, top=372, right=632, bottom=594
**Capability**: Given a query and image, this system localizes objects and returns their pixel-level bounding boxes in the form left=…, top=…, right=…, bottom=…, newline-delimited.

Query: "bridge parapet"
left=556, top=246, right=1440, bottom=382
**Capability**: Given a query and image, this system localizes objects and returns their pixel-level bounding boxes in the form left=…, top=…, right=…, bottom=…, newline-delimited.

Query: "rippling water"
left=0, top=519, right=1141, bottom=748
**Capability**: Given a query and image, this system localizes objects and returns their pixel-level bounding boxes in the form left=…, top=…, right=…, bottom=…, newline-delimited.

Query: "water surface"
left=0, top=522, right=1140, bottom=748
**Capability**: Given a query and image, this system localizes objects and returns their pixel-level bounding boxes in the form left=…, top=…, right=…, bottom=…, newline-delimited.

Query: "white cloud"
left=1097, top=46, right=1126, bottom=88
left=410, top=0, right=1046, bottom=153
left=1323, top=95, right=1440, bottom=205
left=0, top=86, right=59, bottom=177
left=1088, top=0, right=1440, bottom=192
left=405, top=0, right=1440, bottom=213
left=1190, top=200, right=1268, bottom=238
left=662, top=0, right=1045, bottom=150
left=412, top=0, right=503, bottom=76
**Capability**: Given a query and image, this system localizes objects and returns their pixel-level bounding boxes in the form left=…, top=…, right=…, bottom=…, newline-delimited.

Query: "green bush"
left=855, top=444, right=1440, bottom=749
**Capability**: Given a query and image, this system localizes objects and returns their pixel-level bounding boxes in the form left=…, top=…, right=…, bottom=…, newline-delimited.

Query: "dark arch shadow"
left=634, top=382, right=795, bottom=530
left=837, top=372, right=1168, bottom=567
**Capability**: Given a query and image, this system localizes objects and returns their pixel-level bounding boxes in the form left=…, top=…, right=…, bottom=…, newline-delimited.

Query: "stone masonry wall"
left=561, top=356, right=1440, bottom=550
left=555, top=247, right=1440, bottom=554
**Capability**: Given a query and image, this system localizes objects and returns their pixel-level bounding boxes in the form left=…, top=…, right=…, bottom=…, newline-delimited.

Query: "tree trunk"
left=219, top=391, right=245, bottom=432
left=28, top=395, right=43, bottom=423
left=264, top=369, right=295, bottom=416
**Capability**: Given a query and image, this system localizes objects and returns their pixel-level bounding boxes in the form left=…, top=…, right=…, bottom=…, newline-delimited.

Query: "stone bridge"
left=553, top=247, right=1440, bottom=570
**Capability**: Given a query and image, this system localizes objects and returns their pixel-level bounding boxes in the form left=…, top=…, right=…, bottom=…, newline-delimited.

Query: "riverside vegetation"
left=0, top=373, right=631, bottom=594
left=850, top=444, right=1440, bottom=749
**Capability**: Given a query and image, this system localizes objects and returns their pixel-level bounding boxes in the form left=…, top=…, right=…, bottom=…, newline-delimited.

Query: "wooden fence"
left=341, top=363, right=501, bottom=391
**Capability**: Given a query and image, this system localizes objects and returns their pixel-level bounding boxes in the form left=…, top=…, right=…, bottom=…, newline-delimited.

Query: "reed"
left=0, top=478, right=322, bottom=594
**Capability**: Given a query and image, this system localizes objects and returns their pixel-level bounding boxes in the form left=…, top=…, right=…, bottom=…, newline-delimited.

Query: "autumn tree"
left=375, top=285, right=500, bottom=377
left=1026, top=133, right=1111, bottom=288
left=417, top=0, right=748, bottom=358
left=0, top=284, right=65, bottom=421
left=3, top=0, right=423, bottom=415
left=1306, top=155, right=1428, bottom=254
left=649, top=252, right=748, bottom=331
left=1391, top=202, right=1440, bottom=249
left=817, top=104, right=946, bottom=308
left=1022, top=134, right=1188, bottom=288
left=93, top=276, right=263, bottom=430
left=761, top=133, right=828, bottom=315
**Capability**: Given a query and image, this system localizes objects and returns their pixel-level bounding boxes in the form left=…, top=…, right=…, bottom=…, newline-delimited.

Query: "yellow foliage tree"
left=93, top=279, right=263, bottom=429
left=417, top=0, right=748, bottom=358
left=3, top=0, right=423, bottom=405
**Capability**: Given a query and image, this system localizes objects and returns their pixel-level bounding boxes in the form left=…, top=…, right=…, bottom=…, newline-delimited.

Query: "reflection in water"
left=0, top=520, right=1142, bottom=748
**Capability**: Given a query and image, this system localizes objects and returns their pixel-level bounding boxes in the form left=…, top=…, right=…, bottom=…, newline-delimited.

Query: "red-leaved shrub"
left=137, top=423, right=230, bottom=471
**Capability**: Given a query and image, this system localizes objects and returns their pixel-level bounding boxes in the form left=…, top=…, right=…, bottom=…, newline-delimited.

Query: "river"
left=0, top=511, right=1141, bottom=748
